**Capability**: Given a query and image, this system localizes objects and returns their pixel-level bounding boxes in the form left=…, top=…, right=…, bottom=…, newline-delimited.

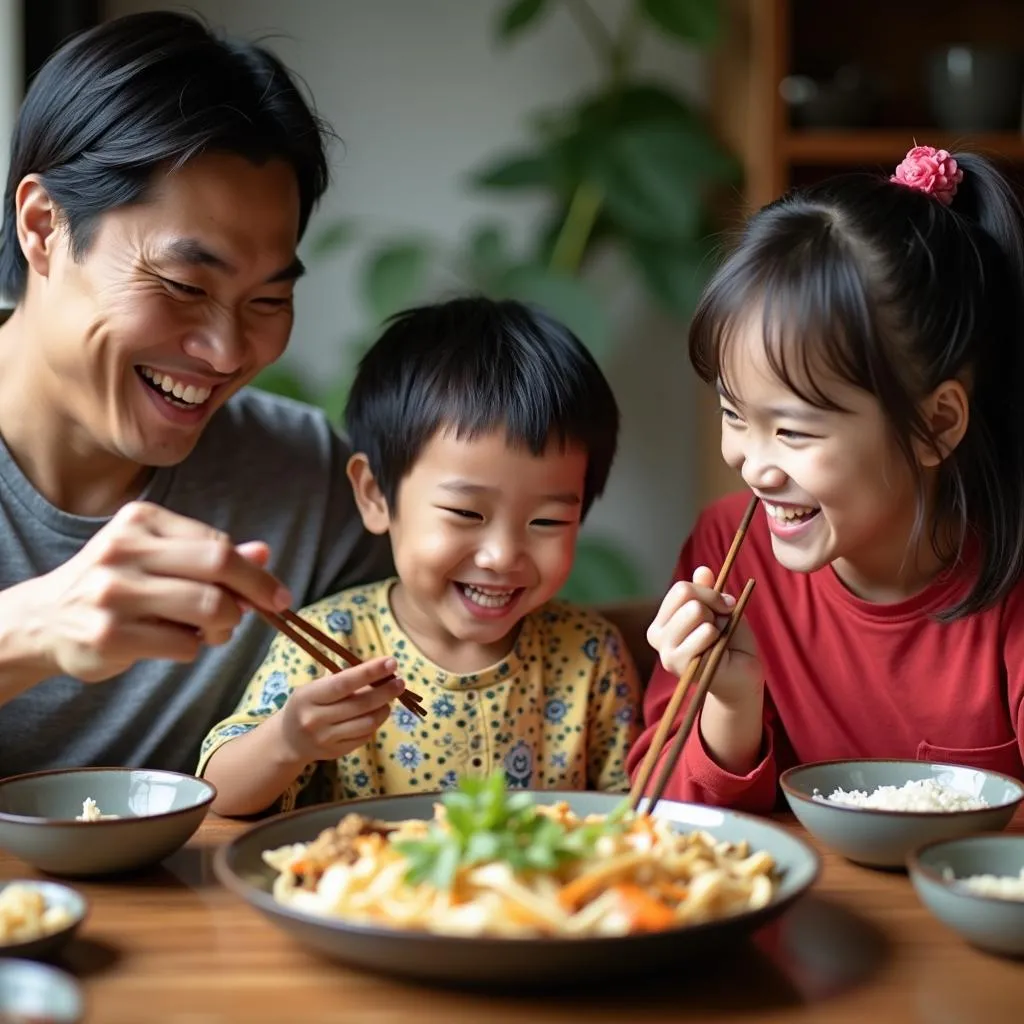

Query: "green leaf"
left=469, top=148, right=570, bottom=193
left=305, top=219, right=358, bottom=260
left=577, top=82, right=702, bottom=132
left=640, top=0, right=721, bottom=46
left=496, top=0, right=549, bottom=42
left=558, top=534, right=645, bottom=603
left=431, top=840, right=462, bottom=889
left=360, top=239, right=432, bottom=323
left=593, top=120, right=736, bottom=242
left=465, top=831, right=502, bottom=864
left=393, top=775, right=630, bottom=889
left=627, top=238, right=712, bottom=319
left=464, top=221, right=515, bottom=289
left=249, top=363, right=317, bottom=405
left=493, top=262, right=611, bottom=355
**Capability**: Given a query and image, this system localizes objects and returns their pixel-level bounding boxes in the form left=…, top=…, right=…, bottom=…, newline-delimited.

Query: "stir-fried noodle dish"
left=263, top=777, right=779, bottom=938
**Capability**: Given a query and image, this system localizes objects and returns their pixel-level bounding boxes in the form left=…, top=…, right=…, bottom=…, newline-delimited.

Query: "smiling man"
left=0, top=12, right=391, bottom=776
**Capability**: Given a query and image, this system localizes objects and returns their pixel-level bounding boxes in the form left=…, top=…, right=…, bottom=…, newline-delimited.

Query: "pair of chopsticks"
left=629, top=494, right=759, bottom=815
left=252, top=606, right=427, bottom=720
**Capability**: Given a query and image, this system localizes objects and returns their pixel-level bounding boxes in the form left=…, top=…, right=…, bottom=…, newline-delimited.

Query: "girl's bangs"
left=690, top=236, right=882, bottom=413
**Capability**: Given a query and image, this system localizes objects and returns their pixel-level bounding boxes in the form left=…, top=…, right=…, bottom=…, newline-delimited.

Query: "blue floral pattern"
left=392, top=707, right=419, bottom=733
left=544, top=699, right=568, bottom=724
left=258, top=671, right=290, bottom=711
left=396, top=743, right=422, bottom=770
left=325, top=609, right=353, bottom=634
left=431, top=695, right=456, bottom=718
left=505, top=740, right=533, bottom=789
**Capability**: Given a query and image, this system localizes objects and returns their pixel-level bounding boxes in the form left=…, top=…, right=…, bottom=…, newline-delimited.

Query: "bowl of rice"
left=779, top=760, right=1024, bottom=868
left=0, top=767, right=215, bottom=877
left=908, top=834, right=1024, bottom=956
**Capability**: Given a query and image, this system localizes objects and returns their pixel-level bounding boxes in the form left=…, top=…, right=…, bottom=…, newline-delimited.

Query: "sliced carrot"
left=610, top=884, right=677, bottom=932
left=654, top=882, right=690, bottom=903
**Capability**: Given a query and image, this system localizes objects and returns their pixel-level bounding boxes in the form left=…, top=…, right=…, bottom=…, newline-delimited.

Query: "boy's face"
left=351, top=428, right=587, bottom=671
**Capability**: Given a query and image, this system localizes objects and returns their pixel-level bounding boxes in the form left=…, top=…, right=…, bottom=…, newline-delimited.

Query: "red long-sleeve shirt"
left=627, top=492, right=1024, bottom=813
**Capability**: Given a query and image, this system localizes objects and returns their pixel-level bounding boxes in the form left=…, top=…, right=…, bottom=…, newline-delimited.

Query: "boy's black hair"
left=345, top=296, right=619, bottom=517
left=0, top=10, right=331, bottom=301
left=691, top=152, right=1024, bottom=619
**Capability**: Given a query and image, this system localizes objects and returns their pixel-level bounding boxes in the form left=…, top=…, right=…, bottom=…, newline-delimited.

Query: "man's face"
left=26, top=151, right=302, bottom=468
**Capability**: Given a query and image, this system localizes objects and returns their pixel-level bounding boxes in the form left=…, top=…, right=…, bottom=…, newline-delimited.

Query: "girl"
left=628, top=146, right=1024, bottom=812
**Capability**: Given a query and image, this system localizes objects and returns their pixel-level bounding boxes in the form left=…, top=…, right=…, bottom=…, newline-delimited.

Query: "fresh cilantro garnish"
left=393, top=774, right=630, bottom=889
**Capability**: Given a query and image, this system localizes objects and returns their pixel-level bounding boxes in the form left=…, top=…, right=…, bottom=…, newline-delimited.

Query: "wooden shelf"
left=701, top=0, right=1024, bottom=506
left=784, top=130, right=1024, bottom=166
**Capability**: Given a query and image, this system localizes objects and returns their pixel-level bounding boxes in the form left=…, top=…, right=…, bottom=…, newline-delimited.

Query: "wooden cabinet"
left=697, top=0, right=1024, bottom=504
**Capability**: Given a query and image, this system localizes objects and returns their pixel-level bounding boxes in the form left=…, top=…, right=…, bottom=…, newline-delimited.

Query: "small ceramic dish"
left=780, top=759, right=1023, bottom=868
left=0, top=880, right=87, bottom=960
left=0, top=767, right=215, bottom=877
left=0, top=957, right=84, bottom=1022
left=909, top=833, right=1024, bottom=957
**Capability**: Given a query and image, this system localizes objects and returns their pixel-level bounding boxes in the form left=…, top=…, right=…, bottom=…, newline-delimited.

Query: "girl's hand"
left=646, top=566, right=762, bottom=705
left=273, top=656, right=405, bottom=763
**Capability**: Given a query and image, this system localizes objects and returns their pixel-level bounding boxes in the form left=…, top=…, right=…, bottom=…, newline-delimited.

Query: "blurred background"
left=2, top=0, right=1024, bottom=604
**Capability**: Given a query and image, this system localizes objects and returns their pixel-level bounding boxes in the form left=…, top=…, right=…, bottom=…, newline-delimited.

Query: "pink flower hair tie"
left=890, top=145, right=963, bottom=206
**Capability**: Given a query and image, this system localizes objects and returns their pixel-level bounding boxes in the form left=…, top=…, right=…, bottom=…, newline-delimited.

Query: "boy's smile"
left=351, top=428, right=587, bottom=674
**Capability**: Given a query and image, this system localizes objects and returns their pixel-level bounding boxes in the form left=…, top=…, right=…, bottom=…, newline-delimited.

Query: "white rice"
left=944, top=867, right=1024, bottom=901
left=75, top=797, right=120, bottom=822
left=811, top=778, right=988, bottom=812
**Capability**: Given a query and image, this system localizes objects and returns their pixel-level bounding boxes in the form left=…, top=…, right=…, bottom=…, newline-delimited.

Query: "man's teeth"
left=139, top=367, right=212, bottom=406
left=764, top=502, right=818, bottom=522
left=461, top=584, right=517, bottom=608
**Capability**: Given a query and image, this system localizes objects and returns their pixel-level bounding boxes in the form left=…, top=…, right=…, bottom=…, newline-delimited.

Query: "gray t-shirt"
left=0, top=388, right=393, bottom=777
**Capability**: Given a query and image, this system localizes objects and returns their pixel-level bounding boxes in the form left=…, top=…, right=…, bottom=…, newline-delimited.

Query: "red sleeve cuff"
left=668, top=712, right=778, bottom=813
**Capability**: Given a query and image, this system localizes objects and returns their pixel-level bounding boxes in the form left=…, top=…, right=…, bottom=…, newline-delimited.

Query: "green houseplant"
left=255, top=0, right=738, bottom=602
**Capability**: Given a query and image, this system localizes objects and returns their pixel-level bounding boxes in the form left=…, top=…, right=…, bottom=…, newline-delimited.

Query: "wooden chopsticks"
left=252, top=607, right=427, bottom=720
left=628, top=494, right=759, bottom=814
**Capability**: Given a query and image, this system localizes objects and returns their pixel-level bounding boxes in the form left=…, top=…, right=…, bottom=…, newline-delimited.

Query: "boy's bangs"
left=691, top=239, right=882, bottom=413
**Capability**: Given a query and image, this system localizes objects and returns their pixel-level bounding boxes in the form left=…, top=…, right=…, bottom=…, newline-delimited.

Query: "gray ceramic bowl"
left=780, top=760, right=1023, bottom=868
left=0, top=958, right=83, bottom=1022
left=0, top=880, right=87, bottom=960
left=909, top=834, right=1024, bottom=957
left=0, top=767, right=216, bottom=877
left=215, top=791, right=820, bottom=987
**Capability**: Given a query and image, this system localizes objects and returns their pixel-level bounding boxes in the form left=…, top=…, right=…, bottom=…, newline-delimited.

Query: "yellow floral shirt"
left=198, top=578, right=641, bottom=810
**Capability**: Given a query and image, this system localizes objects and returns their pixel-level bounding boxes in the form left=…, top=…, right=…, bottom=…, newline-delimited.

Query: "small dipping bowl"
left=0, top=958, right=84, bottom=1022
left=909, top=834, right=1024, bottom=957
left=0, top=880, right=87, bottom=960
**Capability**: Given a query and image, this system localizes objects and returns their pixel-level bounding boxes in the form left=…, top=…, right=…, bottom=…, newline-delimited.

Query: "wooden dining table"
left=2, top=809, right=1023, bottom=1024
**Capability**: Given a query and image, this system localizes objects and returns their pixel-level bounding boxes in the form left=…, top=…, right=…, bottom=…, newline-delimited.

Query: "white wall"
left=102, top=0, right=708, bottom=596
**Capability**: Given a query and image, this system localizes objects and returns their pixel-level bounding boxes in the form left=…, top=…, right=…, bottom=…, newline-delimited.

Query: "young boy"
left=199, top=297, right=641, bottom=816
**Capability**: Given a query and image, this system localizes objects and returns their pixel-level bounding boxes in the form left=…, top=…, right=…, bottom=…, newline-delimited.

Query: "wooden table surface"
left=2, top=810, right=1023, bottom=1024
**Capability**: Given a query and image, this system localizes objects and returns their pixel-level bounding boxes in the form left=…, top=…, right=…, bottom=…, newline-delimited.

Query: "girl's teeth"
left=461, top=584, right=516, bottom=608
left=764, top=502, right=818, bottom=522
